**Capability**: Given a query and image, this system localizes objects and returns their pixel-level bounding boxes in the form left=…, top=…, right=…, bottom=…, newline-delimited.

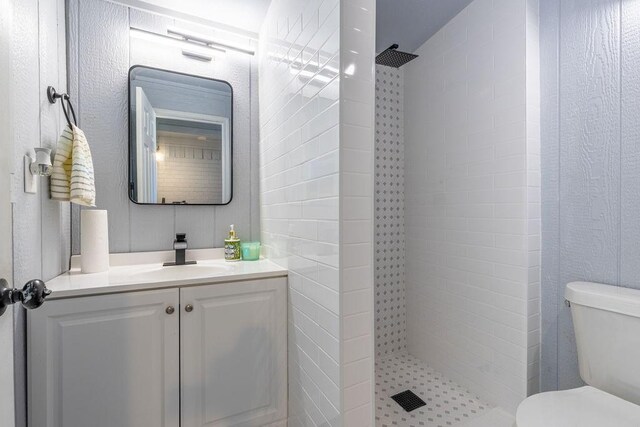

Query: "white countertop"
left=46, top=249, right=287, bottom=299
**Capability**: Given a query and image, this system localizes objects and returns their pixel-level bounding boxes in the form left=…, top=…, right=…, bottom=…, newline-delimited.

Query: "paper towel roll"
left=81, top=210, right=109, bottom=273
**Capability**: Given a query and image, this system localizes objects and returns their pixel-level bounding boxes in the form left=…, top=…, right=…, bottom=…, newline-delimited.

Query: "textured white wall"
left=11, top=0, right=69, bottom=280
left=540, top=0, right=640, bottom=392
left=0, top=307, right=14, bottom=427
left=67, top=0, right=260, bottom=253
left=0, top=1, right=14, bottom=424
left=259, top=0, right=376, bottom=424
left=374, top=65, right=406, bottom=358
left=404, top=0, right=539, bottom=413
left=7, top=0, right=70, bottom=425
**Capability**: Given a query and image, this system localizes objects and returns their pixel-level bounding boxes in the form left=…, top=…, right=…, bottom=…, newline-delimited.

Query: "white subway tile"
left=404, top=0, right=538, bottom=413
left=261, top=0, right=376, bottom=422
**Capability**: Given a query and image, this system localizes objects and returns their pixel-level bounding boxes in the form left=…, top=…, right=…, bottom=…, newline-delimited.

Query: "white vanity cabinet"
left=28, top=288, right=180, bottom=427
left=180, top=278, right=287, bottom=427
left=28, top=277, right=287, bottom=427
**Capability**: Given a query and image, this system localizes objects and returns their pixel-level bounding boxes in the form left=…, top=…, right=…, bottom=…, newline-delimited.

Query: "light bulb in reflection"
left=156, top=145, right=165, bottom=162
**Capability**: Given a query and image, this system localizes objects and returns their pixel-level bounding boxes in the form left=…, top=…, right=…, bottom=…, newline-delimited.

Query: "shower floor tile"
left=376, top=353, right=495, bottom=427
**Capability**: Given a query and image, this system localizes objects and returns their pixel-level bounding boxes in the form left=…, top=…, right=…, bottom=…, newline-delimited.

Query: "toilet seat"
left=516, top=386, right=640, bottom=427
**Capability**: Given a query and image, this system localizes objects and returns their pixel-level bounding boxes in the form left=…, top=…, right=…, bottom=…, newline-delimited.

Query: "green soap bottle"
left=224, top=224, right=241, bottom=261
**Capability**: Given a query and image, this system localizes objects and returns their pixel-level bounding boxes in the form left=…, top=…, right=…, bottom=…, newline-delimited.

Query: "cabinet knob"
left=165, top=306, right=175, bottom=315
left=185, top=304, right=193, bottom=313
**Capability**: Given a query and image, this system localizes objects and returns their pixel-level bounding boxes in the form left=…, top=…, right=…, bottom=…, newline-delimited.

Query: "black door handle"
left=0, top=278, right=51, bottom=317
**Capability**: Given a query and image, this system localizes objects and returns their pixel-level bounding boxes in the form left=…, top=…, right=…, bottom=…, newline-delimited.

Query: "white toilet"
left=516, top=281, right=640, bottom=426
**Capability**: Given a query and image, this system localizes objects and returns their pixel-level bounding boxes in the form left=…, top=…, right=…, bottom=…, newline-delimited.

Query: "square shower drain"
left=390, top=390, right=426, bottom=412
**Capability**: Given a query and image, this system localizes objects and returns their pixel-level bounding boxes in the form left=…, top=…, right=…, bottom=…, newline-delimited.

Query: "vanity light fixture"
left=130, top=27, right=225, bottom=59
left=167, top=26, right=255, bottom=56
left=182, top=50, right=213, bottom=62
left=24, top=148, right=52, bottom=194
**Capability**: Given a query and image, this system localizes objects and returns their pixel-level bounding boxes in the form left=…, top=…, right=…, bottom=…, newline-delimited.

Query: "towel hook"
left=47, top=86, right=77, bottom=128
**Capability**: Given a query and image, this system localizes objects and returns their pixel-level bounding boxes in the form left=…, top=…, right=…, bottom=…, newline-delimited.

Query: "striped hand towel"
left=50, top=124, right=96, bottom=207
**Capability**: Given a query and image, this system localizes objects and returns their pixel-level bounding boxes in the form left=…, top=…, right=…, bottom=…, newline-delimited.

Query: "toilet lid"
left=516, top=386, right=640, bottom=427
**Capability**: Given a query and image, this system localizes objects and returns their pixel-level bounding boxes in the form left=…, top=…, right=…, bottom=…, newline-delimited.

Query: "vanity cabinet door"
left=28, top=289, right=180, bottom=427
left=180, top=278, right=287, bottom=427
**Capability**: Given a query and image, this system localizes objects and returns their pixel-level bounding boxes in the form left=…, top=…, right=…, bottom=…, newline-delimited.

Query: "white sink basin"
left=125, top=263, right=234, bottom=283
left=45, top=248, right=288, bottom=299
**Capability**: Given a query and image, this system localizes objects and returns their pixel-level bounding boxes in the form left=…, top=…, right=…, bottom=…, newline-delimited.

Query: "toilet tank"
left=566, top=281, right=640, bottom=405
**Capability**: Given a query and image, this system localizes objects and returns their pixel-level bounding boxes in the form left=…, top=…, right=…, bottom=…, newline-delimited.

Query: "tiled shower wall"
left=259, top=0, right=376, bottom=424
left=403, top=0, right=540, bottom=414
left=259, top=0, right=341, bottom=423
left=525, top=0, right=541, bottom=397
left=374, top=65, right=406, bottom=358
left=340, top=1, right=376, bottom=423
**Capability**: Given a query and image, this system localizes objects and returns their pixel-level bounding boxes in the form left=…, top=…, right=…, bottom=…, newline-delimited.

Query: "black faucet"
left=163, top=233, right=197, bottom=267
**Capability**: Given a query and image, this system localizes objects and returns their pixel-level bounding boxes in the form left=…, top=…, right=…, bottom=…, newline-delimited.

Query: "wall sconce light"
left=30, top=148, right=53, bottom=176
left=24, top=148, right=53, bottom=194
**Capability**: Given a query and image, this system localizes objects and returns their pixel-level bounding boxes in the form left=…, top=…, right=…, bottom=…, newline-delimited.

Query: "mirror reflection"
left=129, top=66, right=232, bottom=205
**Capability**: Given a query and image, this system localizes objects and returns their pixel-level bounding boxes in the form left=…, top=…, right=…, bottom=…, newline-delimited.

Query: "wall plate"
left=24, top=155, right=36, bottom=194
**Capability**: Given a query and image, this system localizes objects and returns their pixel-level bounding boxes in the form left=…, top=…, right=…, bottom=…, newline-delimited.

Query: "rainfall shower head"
left=375, top=44, right=418, bottom=68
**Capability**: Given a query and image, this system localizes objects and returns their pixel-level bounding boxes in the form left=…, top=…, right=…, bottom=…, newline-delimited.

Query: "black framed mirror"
left=128, top=66, right=233, bottom=205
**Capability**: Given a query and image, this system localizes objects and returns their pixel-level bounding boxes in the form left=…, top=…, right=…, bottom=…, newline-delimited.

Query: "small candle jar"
left=240, top=242, right=261, bottom=261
